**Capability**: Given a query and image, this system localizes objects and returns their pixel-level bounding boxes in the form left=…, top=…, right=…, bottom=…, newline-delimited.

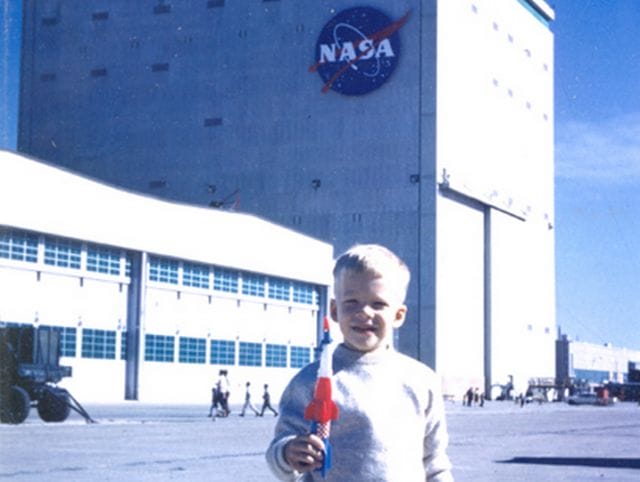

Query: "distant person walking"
left=240, top=381, right=260, bottom=416
left=218, top=369, right=231, bottom=417
left=465, top=387, right=474, bottom=407
left=208, top=378, right=222, bottom=418
left=259, top=384, right=278, bottom=417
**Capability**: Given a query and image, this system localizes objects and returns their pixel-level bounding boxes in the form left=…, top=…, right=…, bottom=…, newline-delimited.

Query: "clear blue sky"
left=1, top=2, right=638, bottom=349
left=553, top=1, right=640, bottom=349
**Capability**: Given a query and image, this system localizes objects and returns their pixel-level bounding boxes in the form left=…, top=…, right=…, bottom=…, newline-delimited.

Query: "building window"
left=204, top=117, right=223, bottom=127
left=153, top=4, right=171, bottom=14
left=292, top=282, right=314, bottom=305
left=81, top=328, right=116, bottom=359
left=125, top=256, right=132, bottom=277
left=151, top=63, right=169, bottom=72
left=87, top=244, right=121, bottom=275
left=120, top=331, right=127, bottom=360
left=90, top=68, right=108, bottom=78
left=290, top=346, right=310, bottom=368
left=213, top=267, right=238, bottom=293
left=179, top=337, right=206, bottom=364
left=0, top=229, right=38, bottom=263
left=207, top=0, right=225, bottom=7
left=92, top=11, right=109, bottom=21
left=266, top=344, right=287, bottom=367
left=44, top=236, right=81, bottom=269
left=573, top=369, right=610, bottom=384
left=42, top=17, right=58, bottom=26
left=210, top=339, right=235, bottom=365
left=268, top=278, right=290, bottom=301
left=149, top=256, right=179, bottom=284
left=239, top=342, right=262, bottom=366
left=183, top=262, right=210, bottom=289
left=40, top=73, right=56, bottom=82
left=42, top=326, right=76, bottom=357
left=242, top=273, right=265, bottom=297
left=59, top=327, right=77, bottom=357
left=144, top=334, right=175, bottom=362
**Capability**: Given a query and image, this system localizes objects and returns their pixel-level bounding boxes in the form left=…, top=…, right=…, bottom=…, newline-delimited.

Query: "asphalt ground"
left=0, top=400, right=638, bottom=481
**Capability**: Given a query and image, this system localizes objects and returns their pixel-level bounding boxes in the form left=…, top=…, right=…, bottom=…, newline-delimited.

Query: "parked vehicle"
left=566, top=390, right=612, bottom=406
left=0, top=324, right=94, bottom=424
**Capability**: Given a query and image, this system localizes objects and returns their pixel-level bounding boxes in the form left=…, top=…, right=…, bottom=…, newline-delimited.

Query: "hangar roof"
left=0, top=150, right=333, bottom=285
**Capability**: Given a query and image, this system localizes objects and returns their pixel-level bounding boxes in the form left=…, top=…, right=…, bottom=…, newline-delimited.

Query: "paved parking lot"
left=0, top=400, right=638, bottom=481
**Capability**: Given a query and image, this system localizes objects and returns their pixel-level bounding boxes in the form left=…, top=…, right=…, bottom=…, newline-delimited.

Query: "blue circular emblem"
left=313, top=7, right=405, bottom=96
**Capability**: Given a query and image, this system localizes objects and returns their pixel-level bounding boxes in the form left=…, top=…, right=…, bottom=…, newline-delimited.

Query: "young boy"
left=266, top=244, right=453, bottom=481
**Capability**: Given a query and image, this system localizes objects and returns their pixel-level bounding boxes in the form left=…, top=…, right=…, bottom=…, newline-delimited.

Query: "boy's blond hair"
left=332, top=244, right=411, bottom=301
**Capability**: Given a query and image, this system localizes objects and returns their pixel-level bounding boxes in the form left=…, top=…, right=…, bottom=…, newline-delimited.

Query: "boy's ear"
left=330, top=299, right=338, bottom=322
left=393, top=305, right=407, bottom=329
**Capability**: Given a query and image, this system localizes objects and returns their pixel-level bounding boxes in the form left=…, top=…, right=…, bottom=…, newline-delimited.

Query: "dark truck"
left=0, top=324, right=93, bottom=424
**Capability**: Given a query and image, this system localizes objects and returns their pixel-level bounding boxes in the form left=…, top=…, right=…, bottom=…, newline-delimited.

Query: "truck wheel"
left=37, top=389, right=71, bottom=422
left=0, top=385, right=31, bottom=424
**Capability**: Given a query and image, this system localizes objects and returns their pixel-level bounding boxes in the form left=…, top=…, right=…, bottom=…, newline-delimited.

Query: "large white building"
left=14, top=0, right=556, bottom=398
left=556, top=334, right=640, bottom=386
left=0, top=150, right=333, bottom=404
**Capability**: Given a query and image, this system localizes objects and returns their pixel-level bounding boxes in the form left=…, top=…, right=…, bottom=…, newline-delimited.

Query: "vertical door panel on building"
left=436, top=196, right=484, bottom=396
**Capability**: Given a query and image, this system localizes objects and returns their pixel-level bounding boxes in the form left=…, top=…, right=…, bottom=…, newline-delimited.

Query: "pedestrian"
left=240, top=381, right=260, bottom=416
left=466, top=387, right=474, bottom=407
left=266, top=244, right=452, bottom=481
left=207, top=378, right=221, bottom=418
left=260, top=383, right=278, bottom=417
left=218, top=369, right=231, bottom=417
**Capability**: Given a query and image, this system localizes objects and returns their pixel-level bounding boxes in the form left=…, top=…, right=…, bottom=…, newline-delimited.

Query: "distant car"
left=566, top=392, right=611, bottom=406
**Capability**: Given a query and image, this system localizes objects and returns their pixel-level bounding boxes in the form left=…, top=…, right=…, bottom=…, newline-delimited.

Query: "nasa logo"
left=311, top=7, right=410, bottom=96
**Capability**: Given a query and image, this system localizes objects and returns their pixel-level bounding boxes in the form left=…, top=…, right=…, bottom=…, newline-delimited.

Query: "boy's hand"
left=283, top=434, right=325, bottom=473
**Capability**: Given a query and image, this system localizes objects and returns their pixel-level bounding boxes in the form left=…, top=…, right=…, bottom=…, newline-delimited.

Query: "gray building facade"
left=17, top=0, right=556, bottom=397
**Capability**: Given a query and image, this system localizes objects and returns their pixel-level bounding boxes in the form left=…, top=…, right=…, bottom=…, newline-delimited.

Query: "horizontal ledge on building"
left=438, top=170, right=528, bottom=222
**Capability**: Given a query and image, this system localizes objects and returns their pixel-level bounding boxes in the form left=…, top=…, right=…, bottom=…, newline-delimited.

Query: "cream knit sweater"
left=266, top=344, right=453, bottom=481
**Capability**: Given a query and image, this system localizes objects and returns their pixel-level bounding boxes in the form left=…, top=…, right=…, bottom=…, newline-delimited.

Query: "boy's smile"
left=331, top=269, right=407, bottom=353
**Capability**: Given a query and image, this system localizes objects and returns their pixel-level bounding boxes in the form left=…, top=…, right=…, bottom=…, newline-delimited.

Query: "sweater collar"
left=334, top=342, right=395, bottom=366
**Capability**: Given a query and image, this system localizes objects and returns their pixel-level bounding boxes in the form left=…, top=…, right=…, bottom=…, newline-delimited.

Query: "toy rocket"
left=304, top=316, right=339, bottom=478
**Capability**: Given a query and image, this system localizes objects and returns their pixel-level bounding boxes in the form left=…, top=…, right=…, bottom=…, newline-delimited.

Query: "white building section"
left=0, top=150, right=333, bottom=403
left=433, top=0, right=556, bottom=398
left=557, top=334, right=640, bottom=385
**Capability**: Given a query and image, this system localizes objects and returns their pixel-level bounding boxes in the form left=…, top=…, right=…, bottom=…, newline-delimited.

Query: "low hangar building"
left=0, top=150, right=333, bottom=404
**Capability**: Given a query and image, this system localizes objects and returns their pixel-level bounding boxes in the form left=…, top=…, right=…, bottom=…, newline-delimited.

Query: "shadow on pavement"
left=499, top=457, right=640, bottom=469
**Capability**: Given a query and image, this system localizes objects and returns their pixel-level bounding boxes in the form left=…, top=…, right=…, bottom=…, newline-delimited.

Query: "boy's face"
left=330, top=268, right=407, bottom=353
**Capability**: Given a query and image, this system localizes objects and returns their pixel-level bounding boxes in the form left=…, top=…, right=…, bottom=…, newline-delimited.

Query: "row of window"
left=149, top=255, right=318, bottom=305
left=144, top=334, right=311, bottom=368
left=10, top=324, right=313, bottom=368
left=471, top=2, right=550, bottom=65
left=39, top=324, right=311, bottom=368
left=0, top=228, right=128, bottom=276
left=0, top=228, right=319, bottom=305
left=572, top=369, right=615, bottom=384
left=41, top=0, right=289, bottom=26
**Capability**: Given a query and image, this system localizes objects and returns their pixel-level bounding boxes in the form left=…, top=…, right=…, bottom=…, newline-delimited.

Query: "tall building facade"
left=17, top=0, right=556, bottom=397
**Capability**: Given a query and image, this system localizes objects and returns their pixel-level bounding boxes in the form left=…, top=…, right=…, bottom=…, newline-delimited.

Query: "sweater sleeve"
left=265, top=367, right=316, bottom=481
left=423, top=380, right=454, bottom=482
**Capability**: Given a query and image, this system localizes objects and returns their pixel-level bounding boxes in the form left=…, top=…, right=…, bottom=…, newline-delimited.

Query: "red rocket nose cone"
left=323, top=316, right=330, bottom=332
